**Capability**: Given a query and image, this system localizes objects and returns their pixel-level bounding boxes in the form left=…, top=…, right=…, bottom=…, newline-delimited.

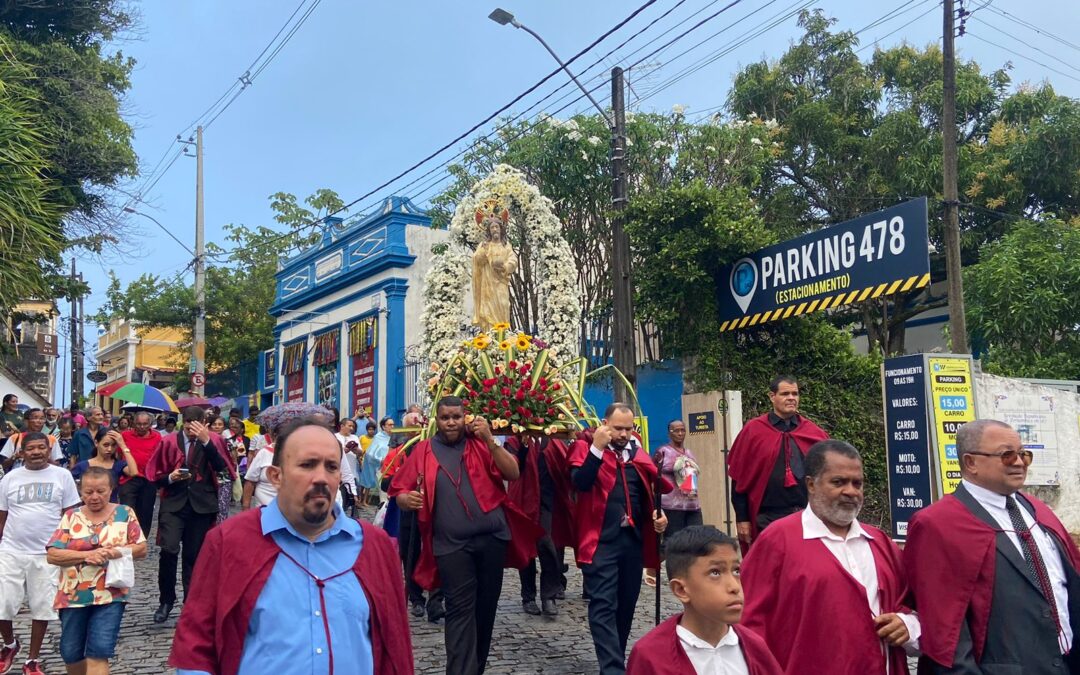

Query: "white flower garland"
left=421, top=164, right=582, bottom=373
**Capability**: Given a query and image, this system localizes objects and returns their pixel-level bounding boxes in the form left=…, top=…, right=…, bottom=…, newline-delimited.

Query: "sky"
left=61, top=0, right=1080, bottom=403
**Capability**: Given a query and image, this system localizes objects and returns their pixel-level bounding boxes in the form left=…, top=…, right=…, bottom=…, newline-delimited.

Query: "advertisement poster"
left=351, top=349, right=376, bottom=418
left=317, top=363, right=339, bottom=411
left=990, top=391, right=1061, bottom=485
left=286, top=371, right=305, bottom=402
left=881, top=355, right=934, bottom=539
left=927, top=356, right=977, bottom=496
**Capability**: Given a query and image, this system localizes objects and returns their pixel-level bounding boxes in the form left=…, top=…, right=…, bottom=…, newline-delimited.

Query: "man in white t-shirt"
left=0, top=409, right=64, bottom=472
left=0, top=432, right=80, bottom=675
left=241, top=447, right=278, bottom=509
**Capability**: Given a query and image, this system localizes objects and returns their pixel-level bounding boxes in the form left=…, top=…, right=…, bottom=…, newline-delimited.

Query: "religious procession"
left=2, top=2, right=1079, bottom=675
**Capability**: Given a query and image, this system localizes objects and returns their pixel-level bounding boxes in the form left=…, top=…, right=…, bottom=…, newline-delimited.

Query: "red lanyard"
left=276, top=548, right=354, bottom=675
left=437, top=454, right=474, bottom=519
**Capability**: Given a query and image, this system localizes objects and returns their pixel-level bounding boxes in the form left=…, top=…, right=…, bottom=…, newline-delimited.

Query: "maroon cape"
left=904, top=491, right=1080, bottom=667
left=741, top=512, right=911, bottom=675
left=145, top=431, right=236, bottom=485
left=388, top=437, right=543, bottom=590
left=168, top=508, right=412, bottom=675
left=568, top=429, right=672, bottom=568
left=627, top=614, right=783, bottom=675
left=726, top=414, right=828, bottom=540
left=504, top=436, right=576, bottom=550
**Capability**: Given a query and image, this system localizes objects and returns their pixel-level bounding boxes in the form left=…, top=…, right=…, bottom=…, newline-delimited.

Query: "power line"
left=984, top=6, right=1080, bottom=54
left=970, top=15, right=1080, bottom=74
left=856, top=0, right=940, bottom=53
left=967, top=32, right=1080, bottom=84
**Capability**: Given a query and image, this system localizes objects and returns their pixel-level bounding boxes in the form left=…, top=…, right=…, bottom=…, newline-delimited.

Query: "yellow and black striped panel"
left=718, top=273, right=930, bottom=333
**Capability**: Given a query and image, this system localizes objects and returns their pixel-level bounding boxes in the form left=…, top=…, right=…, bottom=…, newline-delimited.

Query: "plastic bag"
left=372, top=500, right=388, bottom=528
left=104, top=548, right=134, bottom=590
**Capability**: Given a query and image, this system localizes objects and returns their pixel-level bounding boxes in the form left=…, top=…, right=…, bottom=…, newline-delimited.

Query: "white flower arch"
left=420, top=164, right=581, bottom=370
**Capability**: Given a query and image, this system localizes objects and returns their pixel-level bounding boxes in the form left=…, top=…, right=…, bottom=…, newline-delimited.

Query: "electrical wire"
left=985, top=6, right=1080, bottom=54
left=856, top=0, right=940, bottom=53
left=970, top=15, right=1080, bottom=75
left=967, top=32, right=1080, bottom=84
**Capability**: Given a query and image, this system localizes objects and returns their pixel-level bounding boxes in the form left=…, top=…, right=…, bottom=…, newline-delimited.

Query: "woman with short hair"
left=47, top=466, right=147, bottom=674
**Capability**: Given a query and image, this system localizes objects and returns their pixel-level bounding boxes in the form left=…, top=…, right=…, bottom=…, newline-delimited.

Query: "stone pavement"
left=10, top=503, right=682, bottom=674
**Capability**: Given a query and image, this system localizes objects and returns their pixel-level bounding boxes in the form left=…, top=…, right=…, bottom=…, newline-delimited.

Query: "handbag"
left=104, top=547, right=135, bottom=590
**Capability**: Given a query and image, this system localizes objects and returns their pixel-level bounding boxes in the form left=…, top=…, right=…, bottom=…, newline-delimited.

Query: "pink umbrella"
left=174, top=397, right=212, bottom=409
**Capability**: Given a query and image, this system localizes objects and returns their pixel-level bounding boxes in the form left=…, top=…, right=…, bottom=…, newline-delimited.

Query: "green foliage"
left=965, top=218, right=1080, bottom=379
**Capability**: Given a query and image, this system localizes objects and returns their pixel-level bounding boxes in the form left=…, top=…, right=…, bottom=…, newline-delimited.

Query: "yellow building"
left=95, top=319, right=184, bottom=413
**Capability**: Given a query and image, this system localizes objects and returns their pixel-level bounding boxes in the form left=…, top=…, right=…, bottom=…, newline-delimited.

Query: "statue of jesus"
left=472, top=207, right=517, bottom=330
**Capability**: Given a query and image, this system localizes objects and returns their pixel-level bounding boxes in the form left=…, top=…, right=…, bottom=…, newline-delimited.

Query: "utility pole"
left=610, top=67, right=635, bottom=401
left=942, top=0, right=969, bottom=353
left=69, top=258, right=78, bottom=411
left=76, top=272, right=85, bottom=407
left=193, top=125, right=206, bottom=395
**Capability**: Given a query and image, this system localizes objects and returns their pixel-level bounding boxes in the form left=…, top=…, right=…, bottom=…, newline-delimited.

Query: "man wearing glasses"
left=906, top=419, right=1080, bottom=674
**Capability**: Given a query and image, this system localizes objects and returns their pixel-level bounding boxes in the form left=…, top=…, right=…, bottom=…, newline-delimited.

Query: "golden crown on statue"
left=474, top=197, right=510, bottom=225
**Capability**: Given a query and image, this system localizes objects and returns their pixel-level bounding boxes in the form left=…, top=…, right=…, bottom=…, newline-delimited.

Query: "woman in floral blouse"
left=47, top=466, right=147, bottom=674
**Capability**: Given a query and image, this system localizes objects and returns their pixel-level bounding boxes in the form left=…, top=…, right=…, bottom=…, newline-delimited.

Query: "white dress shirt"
left=676, top=624, right=750, bottom=675
left=801, top=507, right=921, bottom=667
left=961, top=479, right=1073, bottom=652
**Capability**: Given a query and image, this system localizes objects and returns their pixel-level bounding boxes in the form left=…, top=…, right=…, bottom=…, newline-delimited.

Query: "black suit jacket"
left=156, top=433, right=228, bottom=516
left=923, top=483, right=1080, bottom=675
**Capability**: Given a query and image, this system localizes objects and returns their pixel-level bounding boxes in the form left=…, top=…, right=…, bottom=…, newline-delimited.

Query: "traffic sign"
left=191, top=372, right=206, bottom=387
left=87, top=370, right=107, bottom=383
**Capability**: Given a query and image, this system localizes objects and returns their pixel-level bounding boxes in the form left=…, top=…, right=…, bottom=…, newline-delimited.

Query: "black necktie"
left=1006, top=496, right=1062, bottom=638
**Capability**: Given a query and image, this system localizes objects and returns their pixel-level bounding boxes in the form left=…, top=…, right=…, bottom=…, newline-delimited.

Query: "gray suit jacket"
left=922, top=483, right=1080, bottom=675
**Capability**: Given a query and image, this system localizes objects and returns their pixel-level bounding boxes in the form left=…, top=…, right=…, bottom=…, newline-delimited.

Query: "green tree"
left=965, top=218, right=1080, bottom=379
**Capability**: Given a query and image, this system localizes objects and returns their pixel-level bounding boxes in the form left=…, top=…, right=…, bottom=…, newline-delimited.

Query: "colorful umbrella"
left=111, top=383, right=179, bottom=413
left=96, top=380, right=129, bottom=398
left=174, top=397, right=211, bottom=409
left=207, top=396, right=231, bottom=406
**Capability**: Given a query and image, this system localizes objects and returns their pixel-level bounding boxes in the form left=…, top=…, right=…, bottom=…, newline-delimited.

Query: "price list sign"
left=881, top=354, right=933, bottom=540
left=927, top=356, right=977, bottom=496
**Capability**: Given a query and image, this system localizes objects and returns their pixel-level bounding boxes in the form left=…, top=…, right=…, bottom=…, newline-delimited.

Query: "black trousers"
left=435, top=535, right=507, bottom=675
left=518, top=507, right=563, bottom=602
left=660, top=509, right=703, bottom=553
left=398, top=509, right=443, bottom=611
left=118, top=476, right=157, bottom=539
left=157, top=503, right=216, bottom=605
left=582, top=528, right=643, bottom=675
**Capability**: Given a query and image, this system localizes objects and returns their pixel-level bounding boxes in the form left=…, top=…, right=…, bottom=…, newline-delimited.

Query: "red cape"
left=504, top=436, right=576, bottom=550
left=904, top=490, right=1080, bottom=667
left=627, top=614, right=783, bottom=675
left=726, top=414, right=828, bottom=539
left=568, top=429, right=672, bottom=568
left=145, top=431, right=236, bottom=484
left=168, top=508, right=412, bottom=675
left=388, top=436, right=543, bottom=590
left=740, top=512, right=911, bottom=675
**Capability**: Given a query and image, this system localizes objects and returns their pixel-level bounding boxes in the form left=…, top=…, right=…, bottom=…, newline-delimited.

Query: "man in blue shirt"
left=170, top=416, right=412, bottom=675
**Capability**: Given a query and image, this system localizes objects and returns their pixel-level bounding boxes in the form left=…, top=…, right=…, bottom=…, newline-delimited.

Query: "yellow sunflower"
left=472, top=333, right=491, bottom=350
left=492, top=322, right=511, bottom=331
left=515, top=334, right=532, bottom=350
left=498, top=340, right=512, bottom=351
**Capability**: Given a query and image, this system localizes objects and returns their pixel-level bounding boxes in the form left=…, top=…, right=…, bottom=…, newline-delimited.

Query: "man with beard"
left=119, top=412, right=163, bottom=538
left=570, top=403, right=670, bottom=675
left=740, top=440, right=919, bottom=674
left=145, top=406, right=234, bottom=624
left=170, top=417, right=412, bottom=675
left=905, top=420, right=1080, bottom=673
left=391, top=396, right=540, bottom=675
left=727, top=376, right=828, bottom=551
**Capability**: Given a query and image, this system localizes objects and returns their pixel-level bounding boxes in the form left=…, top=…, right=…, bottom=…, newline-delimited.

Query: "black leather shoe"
left=410, top=602, right=425, bottom=618
left=427, top=602, right=446, bottom=623
left=541, top=599, right=559, bottom=617
left=554, top=588, right=566, bottom=600
left=153, top=603, right=173, bottom=624
left=522, top=600, right=541, bottom=615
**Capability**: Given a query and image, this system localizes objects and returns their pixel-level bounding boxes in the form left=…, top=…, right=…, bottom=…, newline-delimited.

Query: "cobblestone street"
left=11, top=504, right=682, bottom=674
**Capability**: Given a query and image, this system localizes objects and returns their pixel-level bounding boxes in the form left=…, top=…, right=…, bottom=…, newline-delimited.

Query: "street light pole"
left=489, top=8, right=637, bottom=401
left=193, top=125, right=206, bottom=395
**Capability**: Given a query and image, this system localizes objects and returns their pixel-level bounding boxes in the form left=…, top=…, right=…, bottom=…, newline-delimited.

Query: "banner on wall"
left=926, top=355, right=978, bottom=496
left=351, top=349, right=376, bottom=418
left=881, top=354, right=934, bottom=540
left=262, top=349, right=276, bottom=390
left=286, top=371, right=305, bottom=402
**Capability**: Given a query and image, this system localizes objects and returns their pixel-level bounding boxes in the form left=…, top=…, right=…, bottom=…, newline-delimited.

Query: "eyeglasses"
left=966, top=449, right=1034, bottom=466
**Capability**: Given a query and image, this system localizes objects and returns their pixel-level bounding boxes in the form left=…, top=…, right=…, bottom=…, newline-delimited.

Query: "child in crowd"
left=627, top=526, right=782, bottom=675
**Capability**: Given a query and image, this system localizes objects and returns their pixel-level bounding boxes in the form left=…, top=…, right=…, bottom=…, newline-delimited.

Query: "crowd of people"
left=0, top=380, right=1076, bottom=675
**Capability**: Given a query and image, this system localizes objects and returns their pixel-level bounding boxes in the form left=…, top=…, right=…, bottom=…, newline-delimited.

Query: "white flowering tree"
left=420, top=165, right=581, bottom=372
